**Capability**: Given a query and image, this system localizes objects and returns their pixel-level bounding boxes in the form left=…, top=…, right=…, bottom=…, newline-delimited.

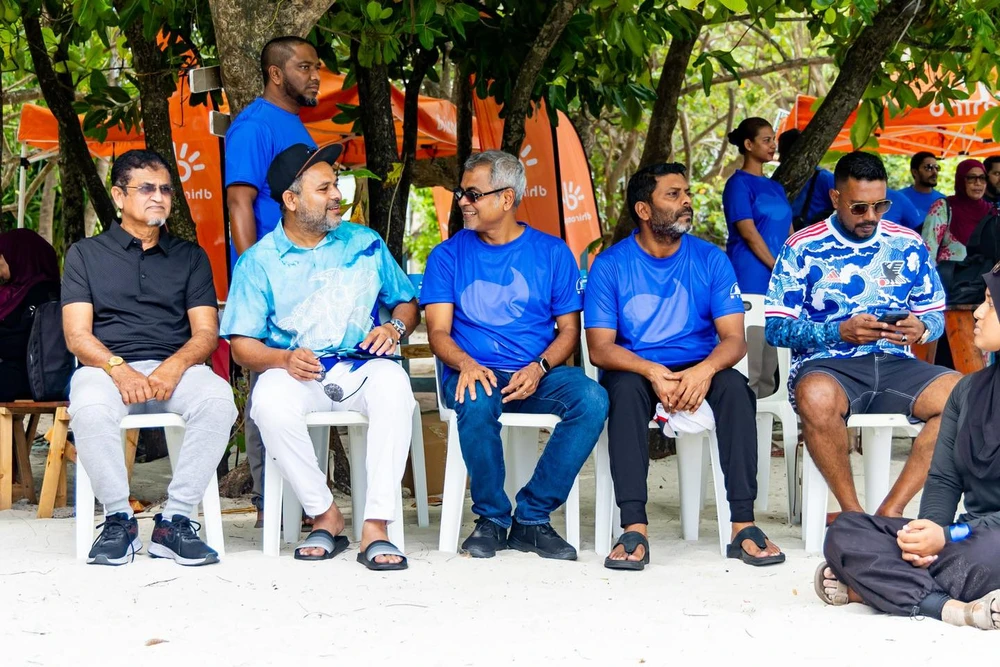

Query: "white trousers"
left=251, top=359, right=416, bottom=521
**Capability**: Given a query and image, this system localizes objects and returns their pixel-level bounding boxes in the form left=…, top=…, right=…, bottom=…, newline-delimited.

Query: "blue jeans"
left=444, top=365, right=608, bottom=527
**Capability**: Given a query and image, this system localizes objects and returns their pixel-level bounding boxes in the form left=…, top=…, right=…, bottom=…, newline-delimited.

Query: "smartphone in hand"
left=877, top=309, right=909, bottom=325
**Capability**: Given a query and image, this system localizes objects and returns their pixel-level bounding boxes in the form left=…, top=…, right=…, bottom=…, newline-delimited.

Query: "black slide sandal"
left=726, top=526, right=785, bottom=566
left=293, top=529, right=349, bottom=561
left=604, top=531, right=650, bottom=571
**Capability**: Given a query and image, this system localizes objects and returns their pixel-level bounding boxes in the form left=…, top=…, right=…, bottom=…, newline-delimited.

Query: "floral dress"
left=921, top=198, right=965, bottom=264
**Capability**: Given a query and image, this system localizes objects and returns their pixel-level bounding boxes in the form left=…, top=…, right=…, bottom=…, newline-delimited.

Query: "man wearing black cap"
left=221, top=143, right=420, bottom=569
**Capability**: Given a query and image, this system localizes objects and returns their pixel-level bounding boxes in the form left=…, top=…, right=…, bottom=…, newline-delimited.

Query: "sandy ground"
left=1, top=415, right=995, bottom=666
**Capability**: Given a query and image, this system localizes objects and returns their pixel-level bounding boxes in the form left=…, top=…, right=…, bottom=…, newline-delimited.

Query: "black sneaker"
left=507, top=519, right=577, bottom=560
left=461, top=517, right=508, bottom=558
left=87, top=512, right=141, bottom=566
left=149, top=514, right=219, bottom=566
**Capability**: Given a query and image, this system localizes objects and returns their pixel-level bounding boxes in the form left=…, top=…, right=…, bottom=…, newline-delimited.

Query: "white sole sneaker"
left=148, top=541, right=219, bottom=566
left=87, top=536, right=142, bottom=566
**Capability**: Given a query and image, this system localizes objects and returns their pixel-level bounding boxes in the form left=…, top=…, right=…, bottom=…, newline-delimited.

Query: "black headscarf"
left=956, top=270, right=1000, bottom=480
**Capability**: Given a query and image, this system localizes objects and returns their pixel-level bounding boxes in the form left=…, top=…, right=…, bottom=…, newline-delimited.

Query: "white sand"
left=2, top=437, right=995, bottom=666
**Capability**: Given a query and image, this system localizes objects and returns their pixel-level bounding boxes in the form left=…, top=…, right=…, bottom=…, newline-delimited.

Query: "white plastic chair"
left=261, top=404, right=428, bottom=556
left=800, top=414, right=923, bottom=553
left=583, top=328, right=745, bottom=558
left=434, top=359, right=581, bottom=554
left=742, top=294, right=798, bottom=521
left=75, top=413, right=226, bottom=559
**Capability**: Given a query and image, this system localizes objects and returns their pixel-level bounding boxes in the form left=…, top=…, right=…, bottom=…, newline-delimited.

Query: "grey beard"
left=650, top=218, right=691, bottom=240
left=147, top=218, right=167, bottom=228
left=298, top=208, right=340, bottom=235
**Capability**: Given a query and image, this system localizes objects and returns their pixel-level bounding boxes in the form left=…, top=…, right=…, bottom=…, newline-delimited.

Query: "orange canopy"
left=781, top=83, right=1000, bottom=157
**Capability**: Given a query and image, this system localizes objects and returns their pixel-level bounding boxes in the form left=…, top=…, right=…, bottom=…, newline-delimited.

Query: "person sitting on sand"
left=63, top=149, right=237, bottom=567
left=221, top=143, right=419, bottom=570
left=816, top=268, right=1000, bottom=631
left=585, top=162, right=784, bottom=571
left=765, top=151, right=960, bottom=524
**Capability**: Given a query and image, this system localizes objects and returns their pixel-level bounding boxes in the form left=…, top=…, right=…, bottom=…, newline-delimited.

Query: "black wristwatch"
left=535, top=356, right=551, bottom=374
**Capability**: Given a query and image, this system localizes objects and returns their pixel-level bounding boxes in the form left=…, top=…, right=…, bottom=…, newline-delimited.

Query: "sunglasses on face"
left=845, top=199, right=892, bottom=216
left=452, top=186, right=510, bottom=203
left=120, top=183, right=175, bottom=196
left=966, top=174, right=988, bottom=184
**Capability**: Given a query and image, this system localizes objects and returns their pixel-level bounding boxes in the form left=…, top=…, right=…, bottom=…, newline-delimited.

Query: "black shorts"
left=792, top=353, right=957, bottom=421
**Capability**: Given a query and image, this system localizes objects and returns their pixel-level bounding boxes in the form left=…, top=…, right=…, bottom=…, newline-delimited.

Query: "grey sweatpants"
left=746, top=325, right=778, bottom=399
left=68, top=360, right=237, bottom=519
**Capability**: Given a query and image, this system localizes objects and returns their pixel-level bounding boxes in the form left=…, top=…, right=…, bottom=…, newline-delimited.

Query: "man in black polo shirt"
left=62, top=149, right=237, bottom=566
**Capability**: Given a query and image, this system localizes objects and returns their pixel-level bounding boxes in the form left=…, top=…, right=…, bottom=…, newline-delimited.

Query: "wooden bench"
left=0, top=401, right=71, bottom=515
left=911, top=305, right=985, bottom=374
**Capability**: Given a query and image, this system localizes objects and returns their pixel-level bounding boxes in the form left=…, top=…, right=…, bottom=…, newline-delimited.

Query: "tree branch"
left=680, top=56, right=834, bottom=96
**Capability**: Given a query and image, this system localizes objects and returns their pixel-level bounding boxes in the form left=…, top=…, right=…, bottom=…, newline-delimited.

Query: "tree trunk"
left=84, top=159, right=109, bottom=237
left=119, top=16, right=199, bottom=242
left=38, top=165, right=58, bottom=243
left=611, top=28, right=700, bottom=243
left=207, top=0, right=335, bottom=118
left=499, top=0, right=586, bottom=157
left=398, top=47, right=439, bottom=256
left=23, top=8, right=117, bottom=246
left=448, top=66, right=473, bottom=238
left=772, top=0, right=927, bottom=199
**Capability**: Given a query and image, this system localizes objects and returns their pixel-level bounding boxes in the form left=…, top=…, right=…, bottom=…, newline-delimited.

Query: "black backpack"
left=26, top=300, right=75, bottom=401
left=936, top=203, right=1000, bottom=305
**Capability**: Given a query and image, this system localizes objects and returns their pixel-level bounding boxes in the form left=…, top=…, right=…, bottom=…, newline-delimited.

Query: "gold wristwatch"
left=103, top=356, right=125, bottom=375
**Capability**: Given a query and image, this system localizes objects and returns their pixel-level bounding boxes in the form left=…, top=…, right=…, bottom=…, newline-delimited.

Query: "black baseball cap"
left=267, top=142, right=344, bottom=203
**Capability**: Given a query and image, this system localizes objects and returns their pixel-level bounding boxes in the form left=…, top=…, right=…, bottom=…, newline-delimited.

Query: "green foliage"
left=403, top=188, right=442, bottom=270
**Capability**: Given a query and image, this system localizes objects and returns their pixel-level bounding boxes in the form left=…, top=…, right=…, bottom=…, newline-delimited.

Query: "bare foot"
left=297, top=503, right=345, bottom=558
left=606, top=523, right=647, bottom=562
left=874, top=502, right=905, bottom=518
left=731, top=521, right=782, bottom=559
left=360, top=520, right=403, bottom=565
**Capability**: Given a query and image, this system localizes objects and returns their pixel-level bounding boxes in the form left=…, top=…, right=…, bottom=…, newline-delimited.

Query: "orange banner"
left=781, top=83, right=1000, bottom=158
left=555, top=113, right=602, bottom=266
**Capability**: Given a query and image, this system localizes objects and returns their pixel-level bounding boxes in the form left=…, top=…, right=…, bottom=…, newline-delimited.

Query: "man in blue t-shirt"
left=884, top=188, right=924, bottom=232
left=422, top=151, right=607, bottom=561
left=222, top=144, right=419, bottom=569
left=900, top=152, right=946, bottom=222
left=585, top=162, right=785, bottom=571
left=765, top=151, right=960, bottom=524
left=223, top=36, right=321, bottom=519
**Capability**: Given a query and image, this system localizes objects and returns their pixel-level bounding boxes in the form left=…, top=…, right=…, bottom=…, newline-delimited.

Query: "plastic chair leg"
left=593, top=428, right=614, bottom=557
left=754, top=413, right=774, bottom=512
left=778, top=407, right=799, bottom=524
left=346, top=425, right=367, bottom=542
left=707, top=432, right=731, bottom=557
left=861, top=426, right=894, bottom=514
left=74, top=462, right=96, bottom=560
left=565, top=475, right=580, bottom=551
left=801, top=446, right=829, bottom=554
left=676, top=433, right=704, bottom=542
left=409, top=405, right=429, bottom=528
left=262, top=455, right=282, bottom=557
left=437, top=417, right=467, bottom=553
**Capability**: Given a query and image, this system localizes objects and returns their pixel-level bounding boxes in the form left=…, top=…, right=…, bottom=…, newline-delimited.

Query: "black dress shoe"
left=461, top=517, right=508, bottom=558
left=507, top=519, right=577, bottom=560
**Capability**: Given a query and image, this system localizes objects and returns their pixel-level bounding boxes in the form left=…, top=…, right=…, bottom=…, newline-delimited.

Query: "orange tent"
left=781, top=83, right=1000, bottom=157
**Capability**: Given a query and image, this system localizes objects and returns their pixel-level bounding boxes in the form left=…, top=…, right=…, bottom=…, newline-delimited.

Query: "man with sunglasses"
left=901, top=152, right=947, bottom=222
left=221, top=143, right=419, bottom=570
left=62, top=149, right=238, bottom=566
left=766, top=151, right=961, bottom=524
left=422, top=151, right=608, bottom=560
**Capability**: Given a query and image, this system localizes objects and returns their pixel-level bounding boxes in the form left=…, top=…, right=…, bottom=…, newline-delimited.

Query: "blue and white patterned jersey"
left=764, top=216, right=945, bottom=383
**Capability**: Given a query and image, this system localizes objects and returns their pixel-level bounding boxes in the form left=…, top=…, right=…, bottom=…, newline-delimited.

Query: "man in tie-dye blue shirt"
left=422, top=151, right=607, bottom=561
left=765, top=151, right=960, bottom=521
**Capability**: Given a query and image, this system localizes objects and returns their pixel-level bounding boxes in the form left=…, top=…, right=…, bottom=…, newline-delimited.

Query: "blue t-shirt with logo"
left=723, top=169, right=792, bottom=294
left=421, top=224, right=582, bottom=377
left=224, top=98, right=317, bottom=246
left=584, top=233, right=745, bottom=368
left=900, top=185, right=946, bottom=223
left=884, top=188, right=923, bottom=230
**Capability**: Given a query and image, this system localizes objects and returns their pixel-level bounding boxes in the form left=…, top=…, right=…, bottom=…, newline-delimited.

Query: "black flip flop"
left=293, top=529, right=349, bottom=561
left=604, top=531, right=650, bottom=571
left=726, top=526, right=785, bottom=566
left=357, top=539, right=408, bottom=571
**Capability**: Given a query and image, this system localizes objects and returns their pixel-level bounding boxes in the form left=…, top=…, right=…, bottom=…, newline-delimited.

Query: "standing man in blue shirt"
left=884, top=188, right=924, bottom=232
left=901, top=152, right=947, bottom=222
left=422, top=151, right=608, bottom=561
left=224, top=36, right=320, bottom=521
left=586, top=162, right=785, bottom=571
left=221, top=143, right=419, bottom=570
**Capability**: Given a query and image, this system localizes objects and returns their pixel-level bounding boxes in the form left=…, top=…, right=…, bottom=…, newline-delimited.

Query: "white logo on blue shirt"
left=458, top=267, right=530, bottom=326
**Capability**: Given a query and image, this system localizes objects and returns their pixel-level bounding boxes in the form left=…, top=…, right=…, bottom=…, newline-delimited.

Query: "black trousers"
left=601, top=367, right=758, bottom=526
left=0, top=360, right=31, bottom=402
left=825, top=512, right=1000, bottom=618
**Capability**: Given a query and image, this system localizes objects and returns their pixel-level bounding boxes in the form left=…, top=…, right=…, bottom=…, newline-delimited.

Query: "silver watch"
left=388, top=318, right=406, bottom=339
left=917, top=322, right=931, bottom=345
